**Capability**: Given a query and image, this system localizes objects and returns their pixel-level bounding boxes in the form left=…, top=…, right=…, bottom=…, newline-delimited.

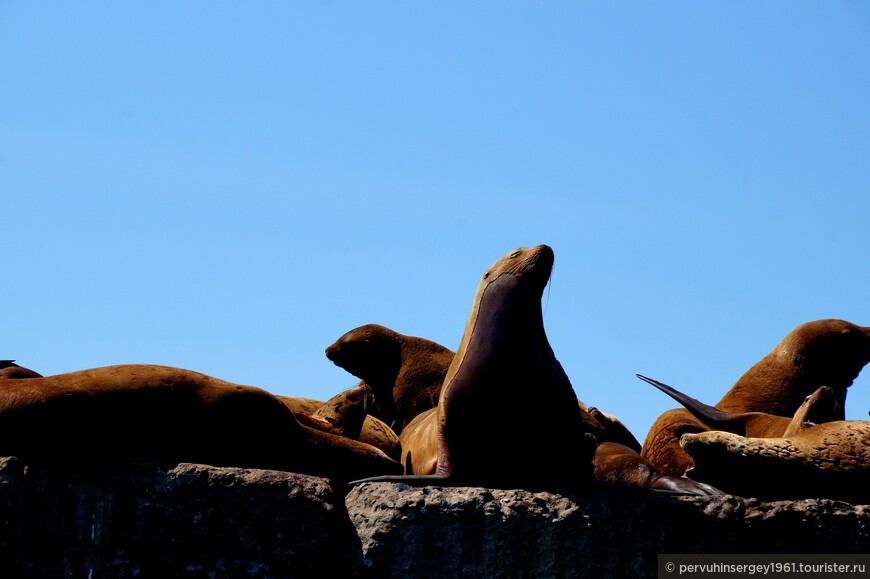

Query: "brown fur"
left=355, top=245, right=598, bottom=490
left=681, top=420, right=870, bottom=501
left=325, top=324, right=454, bottom=434
left=584, top=406, right=642, bottom=452
left=296, top=383, right=372, bottom=441
left=398, top=406, right=439, bottom=475
left=278, top=391, right=401, bottom=461
left=0, top=364, right=402, bottom=481
left=592, top=442, right=721, bottom=495
left=0, top=361, right=42, bottom=379
left=641, top=320, right=870, bottom=476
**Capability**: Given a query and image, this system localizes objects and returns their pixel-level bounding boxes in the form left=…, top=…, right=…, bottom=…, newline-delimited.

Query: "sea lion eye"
left=509, top=250, right=521, bottom=259
left=483, top=272, right=490, bottom=279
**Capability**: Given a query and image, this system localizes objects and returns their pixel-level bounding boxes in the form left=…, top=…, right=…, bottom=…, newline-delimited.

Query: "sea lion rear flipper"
left=648, top=475, right=724, bottom=496
left=636, top=374, right=748, bottom=435
left=349, top=474, right=451, bottom=487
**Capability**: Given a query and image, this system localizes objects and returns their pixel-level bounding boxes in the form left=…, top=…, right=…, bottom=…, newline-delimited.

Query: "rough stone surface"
left=345, top=482, right=870, bottom=578
left=0, top=456, right=868, bottom=577
left=0, top=457, right=348, bottom=578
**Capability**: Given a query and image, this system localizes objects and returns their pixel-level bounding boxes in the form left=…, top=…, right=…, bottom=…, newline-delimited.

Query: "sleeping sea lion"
left=0, top=364, right=402, bottom=481
left=278, top=390, right=401, bottom=461
left=641, top=319, right=870, bottom=476
left=592, top=442, right=722, bottom=495
left=680, top=420, right=870, bottom=501
left=325, top=324, right=454, bottom=434
left=355, top=244, right=597, bottom=491
left=293, top=383, right=373, bottom=441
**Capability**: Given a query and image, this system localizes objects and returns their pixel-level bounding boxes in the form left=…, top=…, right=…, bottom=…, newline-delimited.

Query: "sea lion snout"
left=483, top=244, right=554, bottom=290
left=789, top=320, right=870, bottom=388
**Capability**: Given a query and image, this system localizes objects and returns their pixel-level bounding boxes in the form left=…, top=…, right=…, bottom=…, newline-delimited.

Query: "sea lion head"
left=678, top=430, right=750, bottom=486
left=782, top=385, right=840, bottom=437
left=478, top=244, right=554, bottom=296
left=445, top=244, right=556, bottom=381
left=325, top=324, right=402, bottom=387
left=779, top=319, right=870, bottom=390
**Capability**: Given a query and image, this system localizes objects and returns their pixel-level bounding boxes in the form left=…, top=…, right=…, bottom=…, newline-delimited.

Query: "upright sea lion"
left=355, top=244, right=598, bottom=491
left=0, top=361, right=42, bottom=379
left=325, top=324, right=454, bottom=434
left=397, top=404, right=711, bottom=494
left=399, top=403, right=643, bottom=478
left=641, top=319, right=870, bottom=476
left=0, top=364, right=402, bottom=481
left=680, top=420, right=870, bottom=501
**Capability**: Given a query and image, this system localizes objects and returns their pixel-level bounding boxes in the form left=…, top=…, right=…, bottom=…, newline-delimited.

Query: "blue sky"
left=2, top=3, right=868, bottom=441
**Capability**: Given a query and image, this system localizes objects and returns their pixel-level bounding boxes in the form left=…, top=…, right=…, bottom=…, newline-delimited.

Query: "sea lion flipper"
left=350, top=474, right=451, bottom=487
left=636, top=374, right=748, bottom=434
left=648, top=475, right=725, bottom=496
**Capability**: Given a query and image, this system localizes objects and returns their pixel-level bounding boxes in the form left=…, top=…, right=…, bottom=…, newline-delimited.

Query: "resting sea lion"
left=277, top=391, right=402, bottom=461
left=0, top=364, right=402, bottom=481
left=325, top=324, right=454, bottom=434
left=355, top=244, right=598, bottom=491
left=680, top=421, right=870, bottom=501
left=293, top=383, right=372, bottom=441
left=592, top=442, right=722, bottom=495
left=0, top=361, right=42, bottom=379
left=641, top=319, right=870, bottom=476
left=584, top=406, right=642, bottom=452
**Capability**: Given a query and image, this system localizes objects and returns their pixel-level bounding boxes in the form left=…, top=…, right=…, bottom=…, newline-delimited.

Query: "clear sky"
left=2, top=3, right=868, bottom=441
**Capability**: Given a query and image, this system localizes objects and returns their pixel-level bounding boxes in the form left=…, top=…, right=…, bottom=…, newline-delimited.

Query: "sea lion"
left=325, top=324, right=454, bottom=434
left=0, top=364, right=402, bottom=481
left=592, top=442, right=722, bottom=496
left=355, top=244, right=598, bottom=491
left=680, top=421, right=870, bottom=501
left=584, top=406, right=642, bottom=453
left=0, top=361, right=42, bottom=379
left=782, top=386, right=840, bottom=437
left=398, top=404, right=670, bottom=497
left=641, top=319, right=870, bottom=476
left=293, top=383, right=373, bottom=441
left=278, top=391, right=401, bottom=461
